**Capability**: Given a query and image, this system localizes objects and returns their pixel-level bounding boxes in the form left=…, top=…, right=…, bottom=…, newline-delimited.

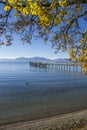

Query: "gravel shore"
left=0, top=109, right=87, bottom=130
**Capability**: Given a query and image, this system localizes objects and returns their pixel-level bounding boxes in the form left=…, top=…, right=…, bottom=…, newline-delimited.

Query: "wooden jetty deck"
left=30, top=61, right=82, bottom=73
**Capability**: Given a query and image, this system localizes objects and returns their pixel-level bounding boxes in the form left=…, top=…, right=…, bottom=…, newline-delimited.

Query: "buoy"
left=26, top=82, right=29, bottom=85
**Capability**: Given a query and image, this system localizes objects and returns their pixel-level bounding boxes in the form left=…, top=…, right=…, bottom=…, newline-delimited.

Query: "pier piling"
left=30, top=61, right=82, bottom=73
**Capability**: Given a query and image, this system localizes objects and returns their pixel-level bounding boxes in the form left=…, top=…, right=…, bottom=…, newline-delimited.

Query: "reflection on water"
left=0, top=61, right=87, bottom=124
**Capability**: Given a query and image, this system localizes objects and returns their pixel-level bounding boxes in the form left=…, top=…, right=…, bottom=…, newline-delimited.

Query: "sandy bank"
left=0, top=109, right=87, bottom=130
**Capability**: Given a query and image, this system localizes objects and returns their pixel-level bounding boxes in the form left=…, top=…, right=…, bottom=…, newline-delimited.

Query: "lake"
left=0, top=61, right=87, bottom=125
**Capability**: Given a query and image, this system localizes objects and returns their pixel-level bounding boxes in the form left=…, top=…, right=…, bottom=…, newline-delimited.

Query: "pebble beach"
left=0, top=109, right=87, bottom=130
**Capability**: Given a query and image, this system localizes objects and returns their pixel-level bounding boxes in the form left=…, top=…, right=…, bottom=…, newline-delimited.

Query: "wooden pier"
left=30, top=61, right=82, bottom=73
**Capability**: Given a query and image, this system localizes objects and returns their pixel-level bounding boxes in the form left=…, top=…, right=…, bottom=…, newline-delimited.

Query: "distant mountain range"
left=15, top=57, right=51, bottom=62
left=0, top=57, right=69, bottom=63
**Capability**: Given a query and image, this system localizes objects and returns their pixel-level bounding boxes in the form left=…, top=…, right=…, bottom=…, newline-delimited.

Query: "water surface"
left=0, top=61, right=87, bottom=125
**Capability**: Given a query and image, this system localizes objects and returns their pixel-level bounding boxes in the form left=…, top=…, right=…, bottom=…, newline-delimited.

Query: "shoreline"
left=0, top=109, right=87, bottom=130
left=1, top=107, right=87, bottom=126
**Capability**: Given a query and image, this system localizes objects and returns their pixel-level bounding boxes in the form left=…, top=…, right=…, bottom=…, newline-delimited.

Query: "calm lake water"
left=0, top=61, right=87, bottom=125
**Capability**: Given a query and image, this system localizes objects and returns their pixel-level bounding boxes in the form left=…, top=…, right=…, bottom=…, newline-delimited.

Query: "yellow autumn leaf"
left=14, top=13, right=18, bottom=17
left=4, top=5, right=11, bottom=11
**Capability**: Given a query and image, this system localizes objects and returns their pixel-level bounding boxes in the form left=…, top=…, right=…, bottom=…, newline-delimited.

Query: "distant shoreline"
left=0, top=109, right=87, bottom=130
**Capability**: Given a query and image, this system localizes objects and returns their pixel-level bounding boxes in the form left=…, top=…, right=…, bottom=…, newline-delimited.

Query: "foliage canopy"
left=0, top=0, right=87, bottom=72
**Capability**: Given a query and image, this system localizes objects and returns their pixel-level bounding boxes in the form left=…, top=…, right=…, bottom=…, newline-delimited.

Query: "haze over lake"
left=0, top=61, right=87, bottom=125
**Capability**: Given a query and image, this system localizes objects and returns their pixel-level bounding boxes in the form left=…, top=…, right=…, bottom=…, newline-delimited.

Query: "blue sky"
left=0, top=35, right=69, bottom=59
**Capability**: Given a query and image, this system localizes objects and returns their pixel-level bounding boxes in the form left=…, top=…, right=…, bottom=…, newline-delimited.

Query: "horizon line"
left=0, top=56, right=69, bottom=60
